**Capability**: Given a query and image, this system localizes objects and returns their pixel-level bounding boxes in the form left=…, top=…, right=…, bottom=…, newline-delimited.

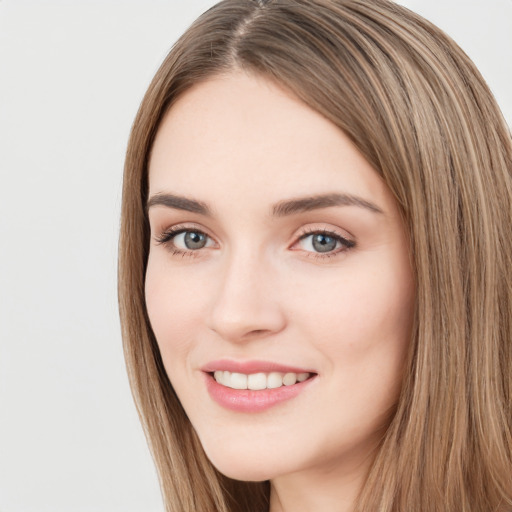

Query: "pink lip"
left=201, top=359, right=317, bottom=413
left=201, top=359, right=315, bottom=374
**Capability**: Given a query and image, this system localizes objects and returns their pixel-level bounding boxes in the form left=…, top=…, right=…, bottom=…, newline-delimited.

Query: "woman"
left=118, top=0, right=512, bottom=510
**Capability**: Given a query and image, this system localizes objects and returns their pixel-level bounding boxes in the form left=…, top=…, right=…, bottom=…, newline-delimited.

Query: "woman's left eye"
left=296, top=231, right=355, bottom=255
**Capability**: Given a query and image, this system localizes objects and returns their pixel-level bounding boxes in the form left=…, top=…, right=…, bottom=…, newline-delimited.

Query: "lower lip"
left=205, top=373, right=316, bottom=413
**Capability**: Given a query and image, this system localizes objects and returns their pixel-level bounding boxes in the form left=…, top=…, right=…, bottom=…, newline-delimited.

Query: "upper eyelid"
left=299, top=227, right=347, bottom=237
left=154, top=222, right=211, bottom=238
left=293, top=231, right=355, bottom=249
left=294, top=225, right=354, bottom=243
left=155, top=226, right=214, bottom=245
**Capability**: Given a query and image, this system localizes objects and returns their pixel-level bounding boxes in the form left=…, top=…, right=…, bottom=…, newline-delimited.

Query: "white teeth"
left=247, top=372, right=267, bottom=390
left=267, top=372, right=283, bottom=389
left=213, top=370, right=311, bottom=390
left=230, top=372, right=248, bottom=390
left=283, top=372, right=297, bottom=386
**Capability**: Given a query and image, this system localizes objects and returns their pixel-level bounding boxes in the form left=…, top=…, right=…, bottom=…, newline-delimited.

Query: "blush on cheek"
left=147, top=301, right=195, bottom=357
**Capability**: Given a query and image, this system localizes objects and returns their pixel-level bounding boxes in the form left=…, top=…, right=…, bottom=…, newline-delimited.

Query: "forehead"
left=148, top=71, right=389, bottom=209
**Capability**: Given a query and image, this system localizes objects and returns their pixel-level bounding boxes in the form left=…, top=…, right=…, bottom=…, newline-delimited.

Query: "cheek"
left=144, top=256, right=205, bottom=359
left=338, top=279, right=413, bottom=350
left=345, top=270, right=413, bottom=404
left=292, top=257, right=413, bottom=339
left=288, top=254, right=414, bottom=393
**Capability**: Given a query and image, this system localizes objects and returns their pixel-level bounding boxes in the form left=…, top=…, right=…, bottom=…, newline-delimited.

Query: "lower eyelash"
left=170, top=248, right=200, bottom=259
left=307, top=249, right=344, bottom=259
left=154, top=226, right=211, bottom=258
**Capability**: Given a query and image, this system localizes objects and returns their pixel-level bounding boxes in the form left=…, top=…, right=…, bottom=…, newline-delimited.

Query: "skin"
left=145, top=71, right=415, bottom=512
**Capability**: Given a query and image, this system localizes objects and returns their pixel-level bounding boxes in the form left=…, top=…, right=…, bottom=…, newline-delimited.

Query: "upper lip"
left=201, top=359, right=316, bottom=374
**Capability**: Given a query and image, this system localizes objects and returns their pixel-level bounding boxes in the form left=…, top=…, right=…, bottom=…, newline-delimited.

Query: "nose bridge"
left=207, top=243, right=285, bottom=342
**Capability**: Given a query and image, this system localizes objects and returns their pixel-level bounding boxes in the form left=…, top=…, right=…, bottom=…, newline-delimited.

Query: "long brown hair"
left=118, top=1, right=512, bottom=510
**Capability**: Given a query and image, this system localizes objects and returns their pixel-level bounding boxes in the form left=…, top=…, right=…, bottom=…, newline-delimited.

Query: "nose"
left=206, top=250, right=287, bottom=343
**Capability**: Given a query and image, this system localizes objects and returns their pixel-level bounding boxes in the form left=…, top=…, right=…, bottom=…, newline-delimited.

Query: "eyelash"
left=155, top=225, right=209, bottom=258
left=154, top=225, right=356, bottom=259
left=294, top=227, right=355, bottom=260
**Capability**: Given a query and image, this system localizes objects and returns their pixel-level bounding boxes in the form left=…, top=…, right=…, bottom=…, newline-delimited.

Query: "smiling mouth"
left=205, top=367, right=317, bottom=412
left=211, top=370, right=313, bottom=390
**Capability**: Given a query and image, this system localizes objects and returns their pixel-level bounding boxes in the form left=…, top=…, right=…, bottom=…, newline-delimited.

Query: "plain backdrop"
left=0, top=1, right=510, bottom=511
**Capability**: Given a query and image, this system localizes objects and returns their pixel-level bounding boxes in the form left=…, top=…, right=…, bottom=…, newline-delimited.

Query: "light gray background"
left=0, top=1, right=510, bottom=511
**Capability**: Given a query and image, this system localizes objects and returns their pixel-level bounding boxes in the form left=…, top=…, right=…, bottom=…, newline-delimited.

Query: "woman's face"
left=145, top=71, right=414, bottom=484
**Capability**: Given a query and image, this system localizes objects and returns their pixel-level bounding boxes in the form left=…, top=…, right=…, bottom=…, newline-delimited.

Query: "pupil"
left=312, top=234, right=337, bottom=253
left=184, top=231, right=206, bottom=250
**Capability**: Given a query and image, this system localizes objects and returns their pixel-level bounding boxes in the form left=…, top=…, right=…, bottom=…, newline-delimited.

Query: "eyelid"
left=293, top=224, right=354, bottom=243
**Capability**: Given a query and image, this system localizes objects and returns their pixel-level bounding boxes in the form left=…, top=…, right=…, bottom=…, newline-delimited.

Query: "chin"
left=202, top=443, right=281, bottom=482
left=215, top=464, right=272, bottom=483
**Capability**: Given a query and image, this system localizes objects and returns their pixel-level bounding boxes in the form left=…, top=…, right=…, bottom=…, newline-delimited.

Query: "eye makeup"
left=292, top=226, right=356, bottom=260
left=154, top=222, right=356, bottom=260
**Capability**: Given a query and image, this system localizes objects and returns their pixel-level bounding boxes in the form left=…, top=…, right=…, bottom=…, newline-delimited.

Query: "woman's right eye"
left=156, top=228, right=215, bottom=253
left=173, top=231, right=209, bottom=250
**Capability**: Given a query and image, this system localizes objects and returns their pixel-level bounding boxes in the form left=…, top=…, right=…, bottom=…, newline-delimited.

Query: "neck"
left=268, top=455, right=370, bottom=512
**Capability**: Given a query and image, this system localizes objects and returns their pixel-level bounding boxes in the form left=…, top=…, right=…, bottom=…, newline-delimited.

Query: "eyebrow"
left=146, top=191, right=383, bottom=217
left=147, top=193, right=212, bottom=216
left=272, top=193, right=384, bottom=216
